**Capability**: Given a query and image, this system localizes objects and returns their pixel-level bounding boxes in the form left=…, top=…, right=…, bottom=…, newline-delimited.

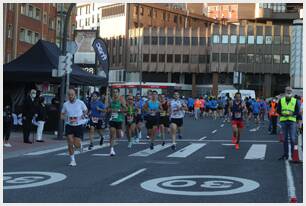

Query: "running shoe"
left=99, top=137, right=104, bottom=145
left=146, top=136, right=150, bottom=139
left=69, top=160, right=77, bottom=166
left=110, top=148, right=116, bottom=156
left=235, top=144, right=240, bottom=150
left=88, top=143, right=93, bottom=150
left=232, top=136, right=237, bottom=144
left=162, top=141, right=165, bottom=146
left=150, top=142, right=154, bottom=150
left=171, top=144, right=176, bottom=150
left=4, top=143, right=12, bottom=147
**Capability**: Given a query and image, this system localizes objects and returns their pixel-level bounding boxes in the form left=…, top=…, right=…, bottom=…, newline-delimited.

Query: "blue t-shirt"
left=260, top=101, right=267, bottom=111
left=210, top=100, right=218, bottom=109
left=90, top=100, right=105, bottom=118
left=187, top=98, right=194, bottom=107
left=206, top=100, right=211, bottom=109
left=252, top=101, right=260, bottom=114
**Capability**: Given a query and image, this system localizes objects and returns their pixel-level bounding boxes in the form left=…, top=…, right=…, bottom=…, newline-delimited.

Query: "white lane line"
left=212, top=130, right=217, bottom=134
left=222, top=143, right=235, bottom=146
left=129, top=144, right=172, bottom=157
left=249, top=128, right=257, bottom=132
left=92, top=154, right=110, bottom=156
left=298, top=134, right=303, bottom=161
left=244, top=144, right=267, bottom=160
left=56, top=143, right=110, bottom=156
left=167, top=143, right=206, bottom=158
left=205, top=156, right=225, bottom=159
left=110, top=168, right=147, bottom=186
left=24, top=146, right=68, bottom=155
left=116, top=139, right=279, bottom=143
left=220, top=124, right=224, bottom=128
left=285, top=160, right=297, bottom=202
left=198, top=136, right=207, bottom=141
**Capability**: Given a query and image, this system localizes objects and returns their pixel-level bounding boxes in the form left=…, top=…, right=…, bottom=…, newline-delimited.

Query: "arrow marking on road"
left=110, top=168, right=147, bottom=186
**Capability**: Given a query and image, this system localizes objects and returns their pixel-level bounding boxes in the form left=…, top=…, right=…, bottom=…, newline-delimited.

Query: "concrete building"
left=75, top=3, right=105, bottom=30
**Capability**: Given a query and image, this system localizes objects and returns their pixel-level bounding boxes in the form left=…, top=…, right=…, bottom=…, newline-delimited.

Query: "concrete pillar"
left=212, top=72, right=219, bottom=97
left=192, top=73, right=196, bottom=97
left=179, top=73, right=185, bottom=84
left=263, top=73, right=272, bottom=97
left=167, top=72, right=172, bottom=82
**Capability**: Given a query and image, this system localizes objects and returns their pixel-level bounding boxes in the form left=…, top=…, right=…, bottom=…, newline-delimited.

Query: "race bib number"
left=127, top=115, right=134, bottom=123
left=234, top=112, right=242, bottom=119
left=69, top=116, right=78, bottom=125
left=91, top=117, right=99, bottom=123
left=110, top=113, right=118, bottom=120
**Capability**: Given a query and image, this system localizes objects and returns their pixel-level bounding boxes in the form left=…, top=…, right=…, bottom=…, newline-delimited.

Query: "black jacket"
left=35, top=103, right=48, bottom=122
left=22, top=96, right=36, bottom=119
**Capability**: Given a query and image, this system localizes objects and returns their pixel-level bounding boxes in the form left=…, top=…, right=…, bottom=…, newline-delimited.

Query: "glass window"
left=175, top=37, right=182, bottom=45
left=212, top=53, right=219, bottom=62
left=34, top=32, right=39, bottom=43
left=35, top=8, right=41, bottom=20
left=264, top=54, right=272, bottom=64
left=283, top=36, right=290, bottom=44
left=256, top=36, right=264, bottom=44
left=143, top=54, right=149, bottom=62
left=192, top=37, right=198, bottom=46
left=130, top=54, right=133, bottom=62
left=207, top=54, right=210, bottom=63
left=183, top=55, right=189, bottom=63
left=238, top=54, right=246, bottom=63
left=274, top=36, right=281, bottom=44
left=159, top=54, right=165, bottom=62
left=191, top=55, right=198, bottom=64
left=159, top=36, right=166, bottom=45
left=213, top=35, right=220, bottom=44
left=175, top=54, right=181, bottom=63
left=199, top=55, right=206, bottom=64
left=282, top=55, right=290, bottom=64
left=273, top=55, right=280, bottom=64
left=199, top=37, right=205, bottom=45
left=255, top=54, right=263, bottom=63
left=248, top=36, right=255, bottom=44
left=143, top=36, right=150, bottom=45
left=19, top=28, right=25, bottom=41
left=265, top=36, right=272, bottom=44
left=207, top=37, right=211, bottom=46
left=134, top=37, right=138, bottom=45
left=7, top=24, right=12, bottom=38
left=221, top=35, right=228, bottom=44
left=26, top=30, right=33, bottom=43
left=167, top=36, right=174, bottom=45
left=230, top=53, right=237, bottom=63
left=21, top=4, right=26, bottom=14
left=151, top=54, right=157, bottom=62
left=174, top=15, right=178, bottom=23
left=239, top=36, right=246, bottom=44
left=167, top=54, right=173, bottom=63
left=151, top=36, right=158, bottom=45
left=28, top=5, right=33, bottom=18
left=130, top=38, right=133, bottom=46
left=183, top=37, right=190, bottom=46
left=230, top=35, right=237, bottom=44
left=221, top=53, right=228, bottom=62
left=247, top=54, right=254, bottom=63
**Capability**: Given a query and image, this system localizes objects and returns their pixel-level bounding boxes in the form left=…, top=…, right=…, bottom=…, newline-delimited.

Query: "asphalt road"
left=3, top=116, right=303, bottom=203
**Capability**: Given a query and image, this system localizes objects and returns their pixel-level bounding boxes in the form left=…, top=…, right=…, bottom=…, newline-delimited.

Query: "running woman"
left=61, top=88, right=88, bottom=166
left=108, top=88, right=126, bottom=156
left=125, top=95, right=137, bottom=148
left=143, top=90, right=160, bottom=150
left=229, top=92, right=246, bottom=150
left=135, top=93, right=144, bottom=142
left=88, top=91, right=106, bottom=150
left=159, top=94, right=170, bottom=146
left=169, top=91, right=187, bottom=150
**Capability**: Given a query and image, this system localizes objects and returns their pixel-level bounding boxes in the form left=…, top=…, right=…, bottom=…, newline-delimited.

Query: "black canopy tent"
left=3, top=40, right=107, bottom=86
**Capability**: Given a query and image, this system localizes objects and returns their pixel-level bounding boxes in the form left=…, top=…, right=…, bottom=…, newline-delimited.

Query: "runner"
left=61, top=88, right=88, bottom=166
left=169, top=91, right=187, bottom=150
left=251, top=98, right=261, bottom=125
left=217, top=97, right=224, bottom=118
left=199, top=96, right=205, bottom=119
left=159, top=94, right=170, bottom=146
left=210, top=97, right=218, bottom=120
left=143, top=90, right=160, bottom=150
left=224, top=97, right=231, bottom=122
left=125, top=95, right=137, bottom=148
left=135, top=93, right=144, bottom=143
left=87, top=91, right=106, bottom=150
left=187, top=96, right=194, bottom=117
left=194, top=97, right=201, bottom=120
left=259, top=97, right=267, bottom=122
left=108, top=88, right=126, bottom=156
left=229, top=92, right=246, bottom=150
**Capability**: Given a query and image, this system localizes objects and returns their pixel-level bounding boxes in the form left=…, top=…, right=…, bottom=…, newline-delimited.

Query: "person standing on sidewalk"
left=35, top=96, right=48, bottom=142
left=277, top=87, right=300, bottom=160
left=4, top=105, right=13, bottom=147
left=22, top=89, right=37, bottom=144
left=61, top=88, right=88, bottom=166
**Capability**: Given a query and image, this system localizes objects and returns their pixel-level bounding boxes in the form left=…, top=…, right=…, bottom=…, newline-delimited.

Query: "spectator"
left=22, top=89, right=37, bottom=144
left=4, top=105, right=13, bottom=147
left=35, top=96, right=48, bottom=142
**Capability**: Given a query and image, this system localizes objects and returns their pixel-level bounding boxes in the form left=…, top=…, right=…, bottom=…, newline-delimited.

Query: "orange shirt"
left=194, top=99, right=201, bottom=109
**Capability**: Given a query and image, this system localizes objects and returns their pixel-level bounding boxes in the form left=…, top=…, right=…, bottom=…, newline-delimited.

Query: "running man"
left=187, top=96, right=194, bottom=117
left=88, top=91, right=106, bottom=150
left=159, top=94, right=170, bottom=146
left=125, top=95, right=137, bottom=148
left=61, top=88, right=88, bottom=166
left=229, top=92, right=246, bottom=150
left=169, top=91, right=187, bottom=150
left=210, top=97, right=218, bottom=120
left=251, top=98, right=261, bottom=125
left=108, top=88, right=126, bottom=156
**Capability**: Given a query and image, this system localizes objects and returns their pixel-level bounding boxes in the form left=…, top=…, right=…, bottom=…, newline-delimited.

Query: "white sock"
left=70, top=155, right=75, bottom=162
left=138, top=131, right=142, bottom=139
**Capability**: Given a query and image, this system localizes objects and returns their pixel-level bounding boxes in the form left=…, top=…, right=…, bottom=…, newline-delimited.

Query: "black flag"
left=92, top=38, right=109, bottom=80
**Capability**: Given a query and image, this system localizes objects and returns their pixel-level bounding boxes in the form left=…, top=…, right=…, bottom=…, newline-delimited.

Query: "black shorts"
left=217, top=106, right=223, bottom=110
left=205, top=108, right=210, bottom=112
left=159, top=116, right=170, bottom=127
left=188, top=106, right=194, bottom=112
left=125, top=115, right=136, bottom=126
left=109, top=121, right=123, bottom=130
left=135, top=114, right=143, bottom=124
left=89, top=118, right=105, bottom=129
left=146, top=115, right=159, bottom=129
left=65, top=125, right=83, bottom=139
left=211, top=108, right=217, bottom=111
left=170, top=118, right=183, bottom=127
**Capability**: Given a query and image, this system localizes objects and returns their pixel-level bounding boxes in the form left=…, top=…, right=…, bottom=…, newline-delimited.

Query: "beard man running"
left=61, top=88, right=88, bottom=166
left=229, top=92, right=246, bottom=150
left=169, top=91, right=187, bottom=150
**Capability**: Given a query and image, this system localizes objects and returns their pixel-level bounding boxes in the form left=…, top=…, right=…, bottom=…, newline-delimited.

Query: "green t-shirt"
left=110, top=100, right=124, bottom=122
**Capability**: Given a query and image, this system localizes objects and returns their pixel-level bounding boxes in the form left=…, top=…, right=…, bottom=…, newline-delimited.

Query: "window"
left=255, top=54, right=263, bottom=63
left=134, top=37, right=138, bottom=45
left=212, top=53, right=219, bottom=62
left=140, top=7, right=143, bottom=15
left=183, top=55, right=189, bottom=63
left=282, top=55, right=289, bottom=64
left=159, top=54, right=165, bottom=62
left=175, top=54, right=181, bottom=63
left=151, top=36, right=158, bottom=45
left=175, top=37, right=182, bottom=45
left=212, top=35, right=220, bottom=44
left=247, top=54, right=254, bottom=63
left=97, top=14, right=100, bottom=23
left=144, top=36, right=150, bottom=45
left=130, top=54, right=133, bottom=62
left=248, top=36, right=255, bottom=44
left=49, top=18, right=55, bottom=29
left=207, top=54, right=210, bottom=63
left=174, top=15, right=178, bottom=23
left=28, top=5, right=34, bottom=18
left=151, top=54, right=157, bottom=62
left=274, top=36, right=281, bottom=44
left=134, top=6, right=138, bottom=16
left=239, top=36, right=246, bottom=44
left=221, top=35, right=228, bottom=44
left=191, top=55, right=198, bottom=64
left=167, top=54, right=173, bottom=63
left=119, top=37, right=122, bottom=47
left=159, top=36, right=166, bottom=45
left=265, top=36, right=272, bottom=44
left=7, top=24, right=12, bottom=38
left=199, top=37, right=205, bottom=45
left=9, top=3, right=13, bottom=10
left=273, top=55, right=280, bottom=63
left=183, top=37, right=190, bottom=46
left=143, top=54, right=149, bottom=62
left=238, top=54, right=246, bottom=63
left=148, top=8, right=153, bottom=17
left=167, top=36, right=174, bottom=45
left=34, top=32, right=39, bottom=43
left=264, top=54, right=272, bottom=64
left=130, top=38, right=133, bottom=46
left=92, top=15, right=95, bottom=23
left=283, top=36, right=290, bottom=44
left=19, top=28, right=25, bottom=41
left=256, top=36, right=264, bottom=44
left=230, top=35, right=237, bottom=44
left=21, top=4, right=26, bottom=15
left=35, top=8, right=41, bottom=20
left=230, top=53, right=237, bottom=63
left=221, top=53, right=228, bottom=62
left=191, top=37, right=198, bottom=46
left=199, top=55, right=206, bottom=64
left=26, top=30, right=33, bottom=43
left=43, top=12, right=47, bottom=24
left=153, top=9, right=157, bottom=18
left=163, top=12, right=166, bottom=21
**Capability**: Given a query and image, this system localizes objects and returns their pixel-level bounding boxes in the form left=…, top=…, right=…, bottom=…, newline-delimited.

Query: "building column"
left=192, top=73, right=196, bottom=98
left=212, top=72, right=219, bottom=97
left=168, top=72, right=172, bottom=82
left=179, top=73, right=185, bottom=84
left=263, top=73, right=272, bottom=98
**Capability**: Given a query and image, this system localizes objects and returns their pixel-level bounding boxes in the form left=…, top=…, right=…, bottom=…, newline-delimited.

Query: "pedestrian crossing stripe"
left=129, top=144, right=172, bottom=157
left=56, top=143, right=110, bottom=156
left=244, top=144, right=267, bottom=160
left=167, top=143, right=206, bottom=158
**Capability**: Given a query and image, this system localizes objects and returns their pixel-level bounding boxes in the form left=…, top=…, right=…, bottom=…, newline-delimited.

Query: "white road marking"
left=285, top=160, right=297, bottom=202
left=205, top=156, right=225, bottom=159
left=198, top=136, right=207, bottom=141
left=212, top=130, right=217, bottom=134
left=56, top=143, right=110, bottom=156
left=92, top=154, right=110, bottom=156
left=298, top=134, right=303, bottom=161
left=24, top=146, right=68, bottom=156
left=110, top=168, right=147, bottom=186
left=116, top=139, right=279, bottom=143
left=167, top=143, right=206, bottom=158
left=129, top=144, right=172, bottom=157
left=244, top=144, right=267, bottom=160
left=220, top=124, right=224, bottom=128
left=249, top=128, right=257, bottom=132
left=222, top=144, right=235, bottom=146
